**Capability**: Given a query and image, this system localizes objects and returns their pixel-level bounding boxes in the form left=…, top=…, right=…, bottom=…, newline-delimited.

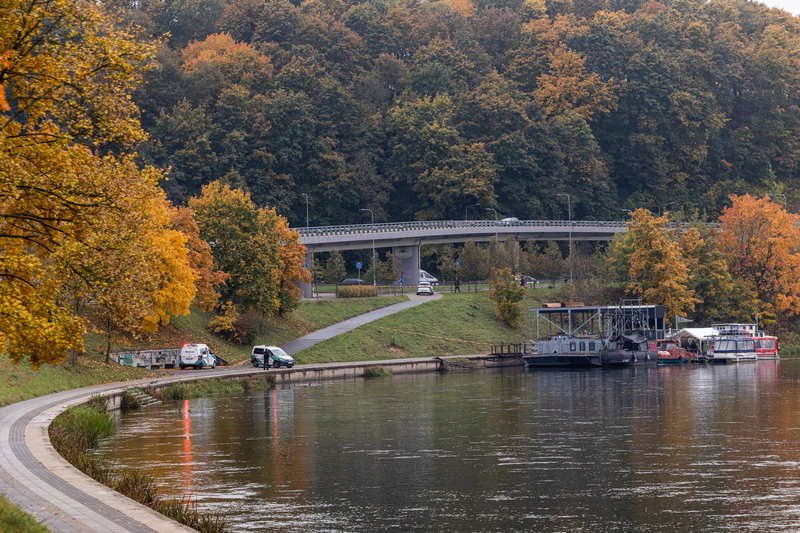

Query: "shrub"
left=488, top=267, right=525, bottom=327
left=363, top=365, right=392, bottom=378
left=121, top=390, right=140, bottom=410
left=49, top=398, right=227, bottom=533
left=336, top=285, right=379, bottom=298
left=207, top=301, right=257, bottom=345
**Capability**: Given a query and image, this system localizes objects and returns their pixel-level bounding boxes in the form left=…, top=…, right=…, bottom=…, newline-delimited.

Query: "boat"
left=600, top=332, right=657, bottom=365
left=705, top=336, right=757, bottom=363
left=655, top=339, right=695, bottom=365
left=523, top=335, right=603, bottom=367
left=523, top=301, right=666, bottom=368
left=755, top=335, right=779, bottom=359
left=676, top=323, right=778, bottom=363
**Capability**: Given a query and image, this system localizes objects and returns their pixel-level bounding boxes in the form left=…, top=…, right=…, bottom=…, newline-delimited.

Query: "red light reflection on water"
left=272, top=389, right=279, bottom=456
left=183, top=399, right=193, bottom=494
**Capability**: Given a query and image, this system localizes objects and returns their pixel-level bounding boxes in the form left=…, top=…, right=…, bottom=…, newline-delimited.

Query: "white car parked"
left=416, top=281, right=434, bottom=296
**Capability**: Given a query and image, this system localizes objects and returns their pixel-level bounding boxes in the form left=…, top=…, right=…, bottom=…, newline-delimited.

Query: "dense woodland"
left=115, top=0, right=800, bottom=225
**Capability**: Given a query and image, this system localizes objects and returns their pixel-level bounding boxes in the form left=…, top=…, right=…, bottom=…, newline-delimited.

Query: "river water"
left=93, top=360, right=800, bottom=532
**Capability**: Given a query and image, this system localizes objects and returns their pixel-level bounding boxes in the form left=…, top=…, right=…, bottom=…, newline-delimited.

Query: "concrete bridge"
left=297, top=219, right=627, bottom=291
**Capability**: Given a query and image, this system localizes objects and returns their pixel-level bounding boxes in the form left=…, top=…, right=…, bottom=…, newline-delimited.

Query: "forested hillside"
left=119, top=0, right=799, bottom=225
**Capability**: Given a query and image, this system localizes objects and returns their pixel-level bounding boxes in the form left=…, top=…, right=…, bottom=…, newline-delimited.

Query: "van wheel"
left=180, top=364, right=185, bottom=370
left=252, top=359, right=259, bottom=367
left=273, top=360, right=282, bottom=369
left=287, top=363, right=294, bottom=368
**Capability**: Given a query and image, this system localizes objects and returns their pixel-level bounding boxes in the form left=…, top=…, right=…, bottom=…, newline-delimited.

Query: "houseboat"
left=523, top=301, right=664, bottom=368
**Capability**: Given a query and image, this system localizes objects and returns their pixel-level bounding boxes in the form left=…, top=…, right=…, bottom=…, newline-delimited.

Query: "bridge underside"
left=299, top=220, right=626, bottom=296
left=302, top=228, right=619, bottom=253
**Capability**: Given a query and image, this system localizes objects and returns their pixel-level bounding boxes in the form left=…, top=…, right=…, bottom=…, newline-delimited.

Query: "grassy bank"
left=0, top=493, right=49, bottom=533
left=0, top=295, right=406, bottom=408
left=294, top=290, right=551, bottom=364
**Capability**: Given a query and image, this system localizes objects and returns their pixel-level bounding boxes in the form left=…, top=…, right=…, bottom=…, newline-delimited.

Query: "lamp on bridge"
left=359, top=208, right=376, bottom=286
left=465, top=203, right=480, bottom=221
left=768, top=193, right=787, bottom=210
left=556, top=193, right=572, bottom=284
left=301, top=193, right=309, bottom=228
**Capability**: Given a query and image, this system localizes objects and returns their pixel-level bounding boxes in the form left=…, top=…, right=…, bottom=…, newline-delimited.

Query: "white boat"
left=706, top=336, right=757, bottom=363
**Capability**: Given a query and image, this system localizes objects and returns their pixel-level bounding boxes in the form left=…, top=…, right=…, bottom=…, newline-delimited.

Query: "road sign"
left=303, top=264, right=308, bottom=269
left=456, top=259, right=460, bottom=265
left=356, top=261, right=363, bottom=270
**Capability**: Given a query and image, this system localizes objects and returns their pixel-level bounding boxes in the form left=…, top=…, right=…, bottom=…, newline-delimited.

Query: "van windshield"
left=271, top=347, right=290, bottom=358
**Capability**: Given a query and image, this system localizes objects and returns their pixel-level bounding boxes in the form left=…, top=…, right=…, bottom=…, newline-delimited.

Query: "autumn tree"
left=717, top=195, right=800, bottom=330
left=611, top=209, right=697, bottom=319
left=172, top=206, right=229, bottom=311
left=1, top=0, right=196, bottom=367
left=189, top=182, right=307, bottom=317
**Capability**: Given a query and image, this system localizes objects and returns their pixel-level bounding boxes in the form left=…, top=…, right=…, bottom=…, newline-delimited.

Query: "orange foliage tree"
left=717, top=194, right=800, bottom=329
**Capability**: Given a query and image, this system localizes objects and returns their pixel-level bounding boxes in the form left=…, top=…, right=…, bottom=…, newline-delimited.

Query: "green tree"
left=459, top=240, right=489, bottom=281
left=188, top=182, right=282, bottom=316
left=325, top=250, right=347, bottom=283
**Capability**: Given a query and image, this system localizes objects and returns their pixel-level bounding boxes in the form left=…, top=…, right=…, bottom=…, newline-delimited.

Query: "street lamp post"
left=556, top=193, right=572, bottom=284
left=301, top=193, right=309, bottom=228
left=768, top=193, right=787, bottom=210
left=359, top=208, right=376, bottom=286
left=465, top=203, right=480, bottom=221
left=486, top=207, right=497, bottom=239
left=658, top=201, right=676, bottom=217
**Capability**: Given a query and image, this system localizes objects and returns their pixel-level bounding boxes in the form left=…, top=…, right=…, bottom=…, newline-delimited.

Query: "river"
left=93, top=360, right=800, bottom=531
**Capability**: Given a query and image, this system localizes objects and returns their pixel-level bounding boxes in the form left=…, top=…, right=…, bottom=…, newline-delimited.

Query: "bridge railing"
left=295, top=219, right=630, bottom=237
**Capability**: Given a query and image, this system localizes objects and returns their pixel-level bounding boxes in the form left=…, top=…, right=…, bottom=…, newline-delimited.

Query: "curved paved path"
left=0, top=293, right=441, bottom=532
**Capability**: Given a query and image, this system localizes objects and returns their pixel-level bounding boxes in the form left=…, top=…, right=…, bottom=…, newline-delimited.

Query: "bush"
left=336, top=285, right=379, bottom=298
left=363, top=365, right=392, bottom=378
left=207, top=301, right=258, bottom=345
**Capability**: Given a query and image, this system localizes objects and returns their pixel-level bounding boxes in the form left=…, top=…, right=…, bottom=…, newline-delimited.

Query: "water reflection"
left=94, top=360, right=800, bottom=531
left=183, top=399, right=192, bottom=494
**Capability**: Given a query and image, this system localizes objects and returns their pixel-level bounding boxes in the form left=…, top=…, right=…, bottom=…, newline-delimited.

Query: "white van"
left=419, top=270, right=438, bottom=285
left=179, top=343, right=217, bottom=370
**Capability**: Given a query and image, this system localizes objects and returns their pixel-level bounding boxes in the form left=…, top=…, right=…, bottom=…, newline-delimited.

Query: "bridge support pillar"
left=301, top=250, right=314, bottom=298
left=392, top=245, right=420, bottom=287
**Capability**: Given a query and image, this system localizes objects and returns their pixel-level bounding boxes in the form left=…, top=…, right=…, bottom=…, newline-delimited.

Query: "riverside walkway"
left=0, top=293, right=442, bottom=532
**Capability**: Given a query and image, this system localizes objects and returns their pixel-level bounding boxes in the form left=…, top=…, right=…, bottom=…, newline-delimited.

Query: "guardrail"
left=295, top=219, right=629, bottom=237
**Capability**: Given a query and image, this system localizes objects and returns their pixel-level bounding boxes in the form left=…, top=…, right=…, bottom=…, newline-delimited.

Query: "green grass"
left=0, top=353, right=156, bottom=408
left=0, top=493, right=49, bottom=533
left=294, top=290, right=551, bottom=364
left=0, top=295, right=406, bottom=408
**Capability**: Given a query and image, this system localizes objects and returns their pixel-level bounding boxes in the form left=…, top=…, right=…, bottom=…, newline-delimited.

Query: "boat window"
left=579, top=342, right=585, bottom=351
left=570, top=342, right=576, bottom=351
left=589, top=342, right=596, bottom=350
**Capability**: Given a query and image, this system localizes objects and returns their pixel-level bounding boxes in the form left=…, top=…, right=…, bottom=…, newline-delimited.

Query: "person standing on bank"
left=454, top=278, right=461, bottom=293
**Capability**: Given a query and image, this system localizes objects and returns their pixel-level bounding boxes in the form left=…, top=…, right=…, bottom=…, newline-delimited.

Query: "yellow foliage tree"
left=717, top=194, right=800, bottom=329
left=1, top=0, right=196, bottom=367
left=534, top=46, right=618, bottom=121
left=611, top=209, right=697, bottom=319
